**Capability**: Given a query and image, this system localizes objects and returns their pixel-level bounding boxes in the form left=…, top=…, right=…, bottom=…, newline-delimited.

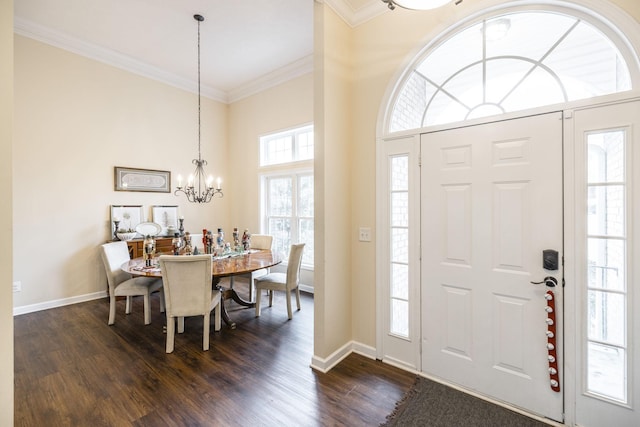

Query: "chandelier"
left=382, top=0, right=462, bottom=10
left=174, top=14, right=223, bottom=204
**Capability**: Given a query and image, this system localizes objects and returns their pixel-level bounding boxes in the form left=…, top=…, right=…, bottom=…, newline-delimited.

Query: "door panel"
left=421, top=113, right=564, bottom=421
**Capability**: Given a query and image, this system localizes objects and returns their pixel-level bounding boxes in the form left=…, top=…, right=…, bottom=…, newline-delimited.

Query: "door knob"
left=531, top=276, right=558, bottom=287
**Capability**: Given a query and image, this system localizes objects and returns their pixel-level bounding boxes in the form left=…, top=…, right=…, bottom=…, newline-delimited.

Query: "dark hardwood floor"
left=14, top=279, right=415, bottom=426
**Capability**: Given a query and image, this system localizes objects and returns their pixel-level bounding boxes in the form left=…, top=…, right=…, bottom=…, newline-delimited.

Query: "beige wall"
left=13, top=35, right=230, bottom=310
left=1, top=0, right=13, bottom=423
left=314, top=3, right=353, bottom=359
left=228, top=73, right=313, bottom=233
left=228, top=73, right=314, bottom=285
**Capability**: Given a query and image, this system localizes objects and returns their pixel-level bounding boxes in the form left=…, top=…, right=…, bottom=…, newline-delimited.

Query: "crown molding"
left=14, top=17, right=228, bottom=103
left=14, top=2, right=377, bottom=104
left=324, top=0, right=387, bottom=28
left=227, top=55, right=314, bottom=103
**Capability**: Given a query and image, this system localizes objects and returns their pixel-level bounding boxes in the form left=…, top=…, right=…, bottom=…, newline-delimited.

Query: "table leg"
left=212, top=277, right=256, bottom=329
left=218, top=294, right=236, bottom=330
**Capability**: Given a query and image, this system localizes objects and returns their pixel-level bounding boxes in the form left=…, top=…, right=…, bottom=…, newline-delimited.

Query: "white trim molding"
left=227, top=55, right=313, bottom=103
left=14, top=17, right=313, bottom=105
left=324, top=0, right=388, bottom=27
left=310, top=341, right=377, bottom=373
left=14, top=17, right=228, bottom=103
left=13, top=290, right=107, bottom=316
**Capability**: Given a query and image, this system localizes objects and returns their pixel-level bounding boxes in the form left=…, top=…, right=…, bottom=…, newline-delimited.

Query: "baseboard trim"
left=14, top=291, right=107, bottom=316
left=299, top=284, right=314, bottom=294
left=310, top=340, right=376, bottom=373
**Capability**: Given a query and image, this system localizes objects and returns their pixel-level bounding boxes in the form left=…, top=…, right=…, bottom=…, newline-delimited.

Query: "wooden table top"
left=121, top=249, right=282, bottom=278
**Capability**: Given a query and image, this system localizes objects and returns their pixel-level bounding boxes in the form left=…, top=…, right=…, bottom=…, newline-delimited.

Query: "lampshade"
left=387, top=0, right=451, bottom=10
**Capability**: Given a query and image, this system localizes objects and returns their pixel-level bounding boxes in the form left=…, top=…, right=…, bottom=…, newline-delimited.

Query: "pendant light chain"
left=174, top=14, right=223, bottom=203
left=197, top=16, right=202, bottom=163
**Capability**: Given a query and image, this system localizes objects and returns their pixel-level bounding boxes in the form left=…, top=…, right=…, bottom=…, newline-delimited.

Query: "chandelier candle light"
left=174, top=14, right=223, bottom=204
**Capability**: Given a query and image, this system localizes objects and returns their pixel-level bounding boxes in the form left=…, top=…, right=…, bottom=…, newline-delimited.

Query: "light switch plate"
left=359, top=227, right=372, bottom=242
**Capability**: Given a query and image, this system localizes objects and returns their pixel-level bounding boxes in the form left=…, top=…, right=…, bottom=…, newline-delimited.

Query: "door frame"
left=376, top=92, right=640, bottom=426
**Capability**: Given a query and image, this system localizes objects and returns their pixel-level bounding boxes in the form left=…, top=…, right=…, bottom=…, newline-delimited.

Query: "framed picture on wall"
left=114, top=167, right=171, bottom=193
left=110, top=205, right=144, bottom=234
left=152, top=205, right=179, bottom=236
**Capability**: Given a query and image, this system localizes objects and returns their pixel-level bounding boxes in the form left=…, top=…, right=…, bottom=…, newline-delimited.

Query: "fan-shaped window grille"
left=389, top=11, right=632, bottom=132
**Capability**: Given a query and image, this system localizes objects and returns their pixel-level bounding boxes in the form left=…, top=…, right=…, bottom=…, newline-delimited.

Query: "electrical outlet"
left=13, top=281, right=21, bottom=292
left=359, top=227, right=372, bottom=242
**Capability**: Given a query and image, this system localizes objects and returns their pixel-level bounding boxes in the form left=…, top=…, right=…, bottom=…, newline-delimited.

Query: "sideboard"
left=122, top=237, right=174, bottom=258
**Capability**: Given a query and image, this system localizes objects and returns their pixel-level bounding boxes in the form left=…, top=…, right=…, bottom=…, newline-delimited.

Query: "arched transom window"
left=389, top=11, right=632, bottom=132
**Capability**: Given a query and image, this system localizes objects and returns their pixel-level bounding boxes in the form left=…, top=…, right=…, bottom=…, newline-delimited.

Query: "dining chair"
left=158, top=255, right=221, bottom=353
left=254, top=243, right=305, bottom=320
left=99, top=241, right=164, bottom=326
left=228, top=234, right=273, bottom=301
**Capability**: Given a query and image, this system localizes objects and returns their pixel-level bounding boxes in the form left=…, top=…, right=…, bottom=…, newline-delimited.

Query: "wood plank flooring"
left=14, top=279, right=415, bottom=426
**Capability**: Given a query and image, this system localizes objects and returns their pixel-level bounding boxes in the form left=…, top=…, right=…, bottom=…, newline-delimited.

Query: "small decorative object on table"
left=184, top=232, right=193, bottom=255
left=217, top=228, right=225, bottom=247
left=143, top=235, right=156, bottom=267
left=179, top=216, right=185, bottom=236
left=206, top=230, right=215, bottom=254
left=171, top=233, right=183, bottom=255
left=242, top=229, right=251, bottom=251
left=233, top=227, right=239, bottom=248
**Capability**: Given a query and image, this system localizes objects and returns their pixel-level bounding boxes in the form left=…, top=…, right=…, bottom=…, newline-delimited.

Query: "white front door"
left=420, top=113, right=564, bottom=421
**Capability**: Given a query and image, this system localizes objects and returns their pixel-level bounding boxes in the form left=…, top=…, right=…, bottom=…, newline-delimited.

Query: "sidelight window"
left=586, top=130, right=628, bottom=403
left=389, top=155, right=410, bottom=337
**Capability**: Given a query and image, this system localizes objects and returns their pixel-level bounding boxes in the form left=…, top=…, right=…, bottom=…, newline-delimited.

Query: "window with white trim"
left=260, top=125, right=314, bottom=269
left=260, top=125, right=313, bottom=166
left=389, top=11, right=632, bottom=131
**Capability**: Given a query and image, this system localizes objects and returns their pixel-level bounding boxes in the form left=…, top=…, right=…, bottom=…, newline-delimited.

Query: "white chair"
left=100, top=241, right=164, bottom=326
left=254, top=243, right=305, bottom=320
left=158, top=255, right=221, bottom=353
left=230, top=234, right=273, bottom=301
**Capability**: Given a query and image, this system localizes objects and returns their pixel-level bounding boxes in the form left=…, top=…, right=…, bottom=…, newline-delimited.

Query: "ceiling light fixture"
left=382, top=0, right=462, bottom=10
left=174, top=14, right=223, bottom=204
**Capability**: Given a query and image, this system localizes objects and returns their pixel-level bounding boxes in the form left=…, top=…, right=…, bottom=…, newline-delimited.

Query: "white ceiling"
left=14, top=0, right=387, bottom=103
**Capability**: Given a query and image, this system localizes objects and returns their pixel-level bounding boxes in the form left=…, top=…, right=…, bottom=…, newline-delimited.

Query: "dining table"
left=121, top=249, right=282, bottom=329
